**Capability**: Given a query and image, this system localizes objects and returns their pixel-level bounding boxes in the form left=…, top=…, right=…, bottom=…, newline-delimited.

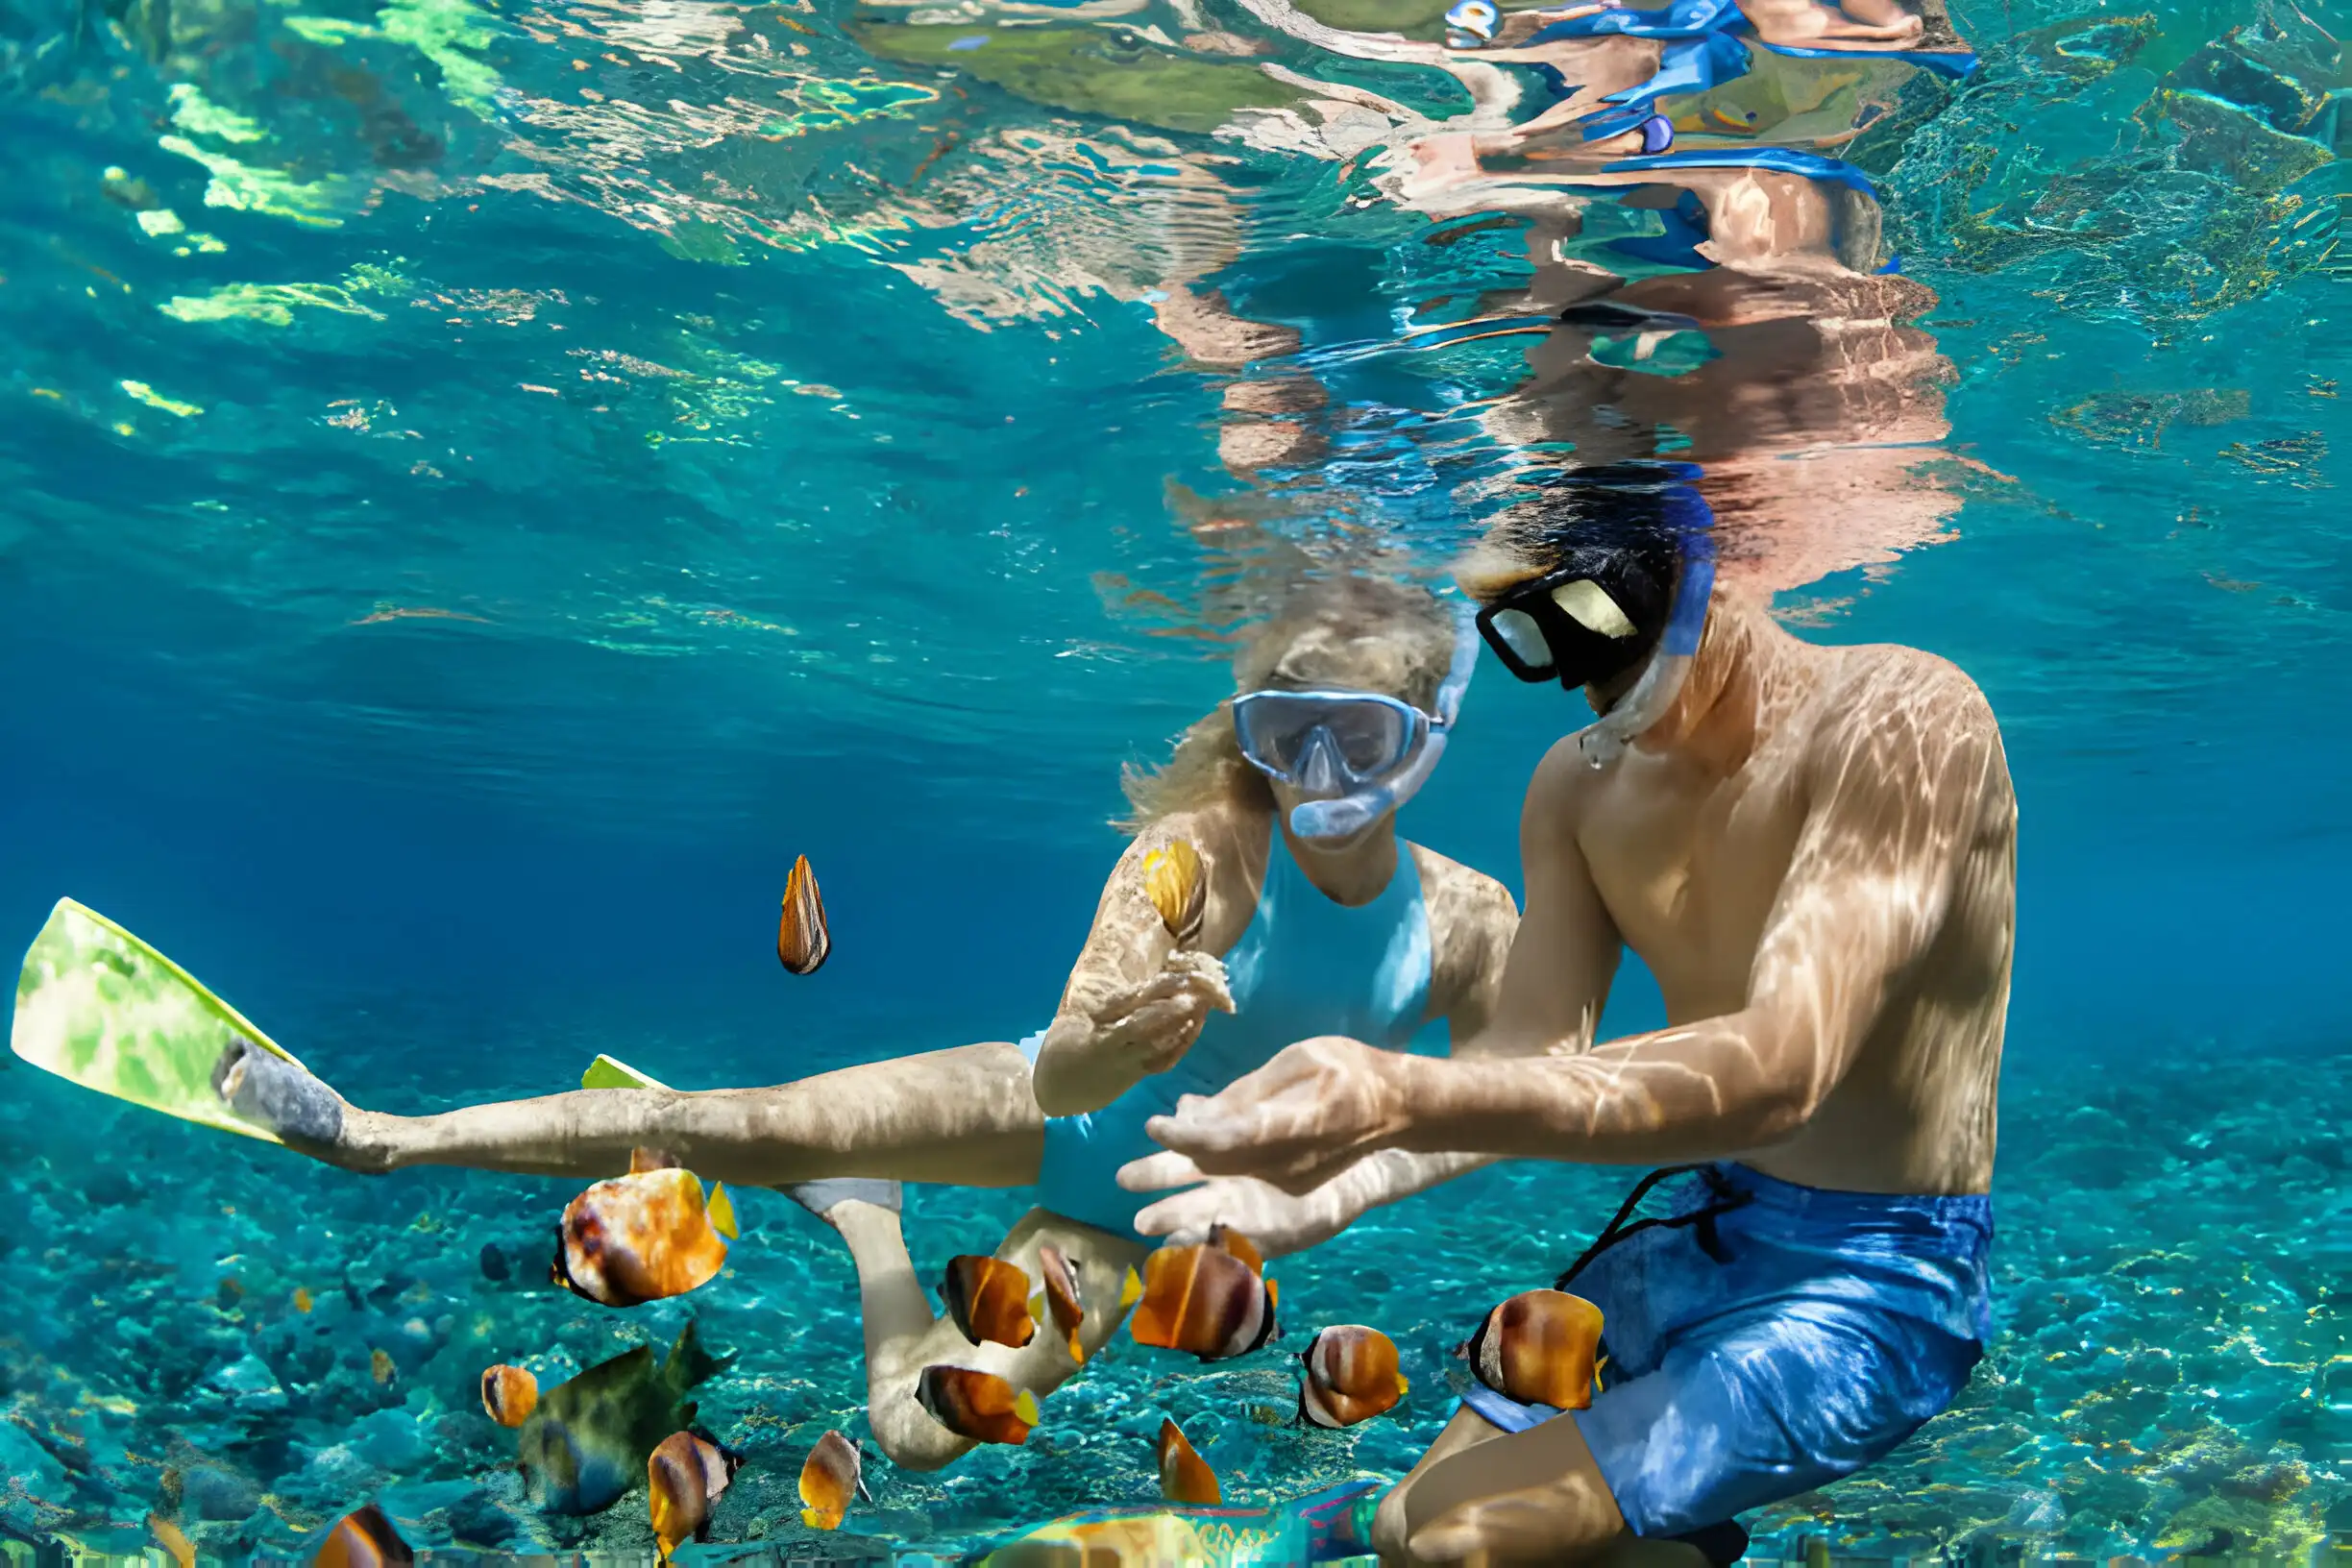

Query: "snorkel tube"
left=1577, top=484, right=1717, bottom=769
left=1289, top=602, right=1482, bottom=843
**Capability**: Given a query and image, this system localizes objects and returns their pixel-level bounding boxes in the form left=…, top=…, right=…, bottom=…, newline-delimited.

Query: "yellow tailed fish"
left=797, top=1429, right=870, bottom=1530
left=1141, top=839, right=1207, bottom=944
left=1298, top=1325, right=1407, bottom=1428
left=915, top=1366, right=1040, bottom=1445
left=1156, top=1417, right=1222, bottom=1506
left=1462, top=1288, right=1605, bottom=1410
left=648, top=1429, right=742, bottom=1560
left=552, top=1154, right=736, bottom=1308
left=481, top=1362, right=540, bottom=1427
left=1126, top=1230, right=1277, bottom=1362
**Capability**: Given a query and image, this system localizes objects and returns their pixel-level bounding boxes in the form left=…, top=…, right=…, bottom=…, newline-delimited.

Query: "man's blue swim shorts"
left=1457, top=1163, right=1994, bottom=1539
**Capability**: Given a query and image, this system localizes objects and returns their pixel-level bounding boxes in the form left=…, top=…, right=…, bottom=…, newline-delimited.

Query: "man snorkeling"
left=1134, top=464, right=2015, bottom=1567
left=72, top=572, right=1524, bottom=1472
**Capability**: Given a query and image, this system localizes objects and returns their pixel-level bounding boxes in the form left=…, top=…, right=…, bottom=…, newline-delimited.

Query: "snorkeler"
left=68, top=573, right=1521, bottom=1473
left=1134, top=465, right=2015, bottom=1567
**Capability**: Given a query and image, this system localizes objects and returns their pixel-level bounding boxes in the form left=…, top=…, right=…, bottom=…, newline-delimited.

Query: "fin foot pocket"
left=211, top=1035, right=344, bottom=1145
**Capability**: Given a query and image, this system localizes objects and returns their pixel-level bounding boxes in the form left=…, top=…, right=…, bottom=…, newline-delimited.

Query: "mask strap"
left=1577, top=517, right=1716, bottom=768
left=1431, top=600, right=1482, bottom=729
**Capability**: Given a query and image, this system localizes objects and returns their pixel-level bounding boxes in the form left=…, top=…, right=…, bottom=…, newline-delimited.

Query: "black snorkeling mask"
left=1473, top=546, right=1678, bottom=691
left=1470, top=463, right=1702, bottom=693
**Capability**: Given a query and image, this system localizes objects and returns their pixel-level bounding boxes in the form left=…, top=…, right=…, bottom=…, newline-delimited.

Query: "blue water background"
left=1, top=0, right=2348, bottom=1552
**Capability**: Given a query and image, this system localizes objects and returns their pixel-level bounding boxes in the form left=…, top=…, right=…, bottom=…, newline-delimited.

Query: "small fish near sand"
left=1299, top=1325, right=1407, bottom=1429
left=1461, top=1288, right=1605, bottom=1411
left=777, top=854, right=831, bottom=974
left=1156, top=1417, right=1221, bottom=1506
left=648, top=1429, right=743, bottom=1561
left=941, top=1255, right=1037, bottom=1350
left=517, top=1320, right=732, bottom=1515
left=1142, top=839, right=1208, bottom=944
left=481, top=1363, right=539, bottom=1428
left=552, top=1149, right=740, bottom=1309
left=313, top=1503, right=413, bottom=1567
left=798, top=1430, right=872, bottom=1531
left=915, top=1365, right=1040, bottom=1446
left=1123, top=1225, right=1277, bottom=1362
left=147, top=1513, right=194, bottom=1568
left=1036, top=1242, right=1088, bottom=1364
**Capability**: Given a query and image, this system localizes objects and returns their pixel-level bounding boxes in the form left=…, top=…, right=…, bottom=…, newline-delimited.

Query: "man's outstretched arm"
left=1118, top=769, right=1619, bottom=1246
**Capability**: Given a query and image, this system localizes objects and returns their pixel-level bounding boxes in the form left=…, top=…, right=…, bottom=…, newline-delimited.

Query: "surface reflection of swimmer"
left=207, top=574, right=1524, bottom=1470
left=1135, top=466, right=2015, bottom=1567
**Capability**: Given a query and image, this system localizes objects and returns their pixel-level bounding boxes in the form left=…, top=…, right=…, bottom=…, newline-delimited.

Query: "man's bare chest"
left=1580, top=756, right=1810, bottom=1013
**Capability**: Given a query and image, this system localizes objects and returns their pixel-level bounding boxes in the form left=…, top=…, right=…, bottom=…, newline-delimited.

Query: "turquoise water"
left=2, top=0, right=2347, bottom=1555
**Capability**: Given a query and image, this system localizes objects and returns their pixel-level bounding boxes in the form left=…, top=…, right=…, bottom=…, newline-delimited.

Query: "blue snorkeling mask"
left=1232, top=603, right=1481, bottom=843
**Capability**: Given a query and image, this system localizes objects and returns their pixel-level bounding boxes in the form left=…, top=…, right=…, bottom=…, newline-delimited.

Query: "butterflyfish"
left=1299, top=1324, right=1407, bottom=1428
left=313, top=1503, right=413, bottom=1568
left=552, top=1157, right=737, bottom=1308
left=915, top=1365, right=1040, bottom=1446
left=647, top=1429, right=742, bottom=1561
left=147, top=1514, right=194, bottom=1568
left=940, top=1255, right=1037, bottom=1350
left=1209, top=1222, right=1263, bottom=1276
left=517, top=1320, right=731, bottom=1515
left=797, top=1429, right=871, bottom=1531
left=1035, top=1242, right=1087, bottom=1363
left=1142, top=839, right=1208, bottom=944
left=1156, top=1417, right=1221, bottom=1506
left=1124, top=1228, right=1277, bottom=1362
left=777, top=854, right=830, bottom=974
left=1462, top=1288, right=1605, bottom=1410
left=480, top=1363, right=539, bottom=1428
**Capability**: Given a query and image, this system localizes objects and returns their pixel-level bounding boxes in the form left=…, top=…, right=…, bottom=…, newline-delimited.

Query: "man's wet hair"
left=1470, top=462, right=1699, bottom=639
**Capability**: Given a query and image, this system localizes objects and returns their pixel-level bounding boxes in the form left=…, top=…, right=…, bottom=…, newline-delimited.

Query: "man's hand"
left=1115, top=1150, right=1357, bottom=1258
left=1144, top=1035, right=1410, bottom=1193
left=1041, top=949, right=1234, bottom=1083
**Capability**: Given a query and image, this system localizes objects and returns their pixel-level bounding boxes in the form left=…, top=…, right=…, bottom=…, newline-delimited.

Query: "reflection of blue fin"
left=1574, top=34, right=1752, bottom=137
left=1752, top=39, right=1977, bottom=77
left=1529, top=0, right=1744, bottom=45
left=1602, top=147, right=1878, bottom=197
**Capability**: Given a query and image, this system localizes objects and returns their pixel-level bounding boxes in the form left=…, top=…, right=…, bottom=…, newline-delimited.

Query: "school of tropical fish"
left=376, top=852, right=1605, bottom=1552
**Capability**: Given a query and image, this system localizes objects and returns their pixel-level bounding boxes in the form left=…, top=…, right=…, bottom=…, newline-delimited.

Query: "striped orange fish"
left=1156, top=1417, right=1221, bottom=1506
left=648, top=1429, right=742, bottom=1561
left=916, top=1365, right=1039, bottom=1446
left=941, top=1255, right=1037, bottom=1350
left=552, top=1150, right=739, bottom=1309
left=777, top=854, right=830, bottom=974
left=1036, top=1242, right=1087, bottom=1363
left=1463, top=1288, right=1605, bottom=1410
left=798, top=1430, right=870, bottom=1531
left=1123, top=1226, right=1276, bottom=1362
left=1299, top=1325, right=1407, bottom=1428
left=480, top=1363, right=538, bottom=1427
left=314, top=1504, right=412, bottom=1568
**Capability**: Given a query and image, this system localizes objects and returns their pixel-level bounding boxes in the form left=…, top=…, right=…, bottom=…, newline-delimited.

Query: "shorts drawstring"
left=1555, top=1164, right=1754, bottom=1292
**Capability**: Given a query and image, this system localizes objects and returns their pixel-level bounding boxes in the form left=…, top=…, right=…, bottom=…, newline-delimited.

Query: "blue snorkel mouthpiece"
left=1286, top=602, right=1482, bottom=843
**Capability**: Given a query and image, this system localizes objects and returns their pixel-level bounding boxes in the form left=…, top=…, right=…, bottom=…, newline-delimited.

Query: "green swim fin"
left=12, top=897, right=312, bottom=1143
left=581, top=1053, right=671, bottom=1091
